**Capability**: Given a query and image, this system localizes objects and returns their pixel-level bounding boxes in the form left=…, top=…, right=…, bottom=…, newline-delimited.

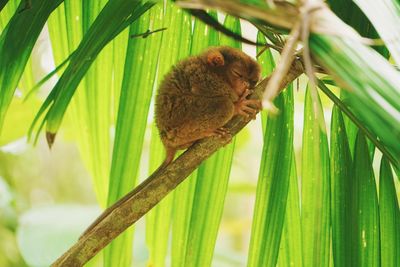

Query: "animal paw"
left=214, top=127, right=232, bottom=145
left=234, top=89, right=262, bottom=120
left=207, top=51, right=224, bottom=67
left=213, top=127, right=230, bottom=137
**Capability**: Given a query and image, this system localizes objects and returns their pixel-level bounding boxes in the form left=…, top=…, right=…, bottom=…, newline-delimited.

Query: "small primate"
left=155, top=46, right=262, bottom=167
left=80, top=46, right=262, bottom=238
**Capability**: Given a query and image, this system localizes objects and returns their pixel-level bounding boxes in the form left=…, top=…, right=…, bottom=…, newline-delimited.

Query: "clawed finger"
left=242, top=106, right=256, bottom=114
left=238, top=110, right=250, bottom=118
left=240, top=89, right=251, bottom=100
left=214, top=127, right=230, bottom=137
left=243, top=99, right=262, bottom=109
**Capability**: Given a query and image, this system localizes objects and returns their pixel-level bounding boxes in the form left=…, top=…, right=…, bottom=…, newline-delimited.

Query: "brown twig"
left=300, top=1, right=325, bottom=130
left=262, top=21, right=302, bottom=113
left=51, top=60, right=304, bottom=267
left=256, top=43, right=283, bottom=57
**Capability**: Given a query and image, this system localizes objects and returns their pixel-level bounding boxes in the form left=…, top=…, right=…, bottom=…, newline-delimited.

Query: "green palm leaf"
left=247, top=85, right=293, bottom=267
left=311, top=35, right=400, bottom=168
left=30, top=1, right=155, bottom=142
left=256, top=32, right=274, bottom=131
left=379, top=158, right=400, bottom=267
left=350, top=132, right=380, bottom=266
left=179, top=15, right=239, bottom=267
left=352, top=0, right=400, bottom=65
left=81, top=0, right=114, bottom=210
left=169, top=10, right=218, bottom=267
left=277, top=154, right=302, bottom=267
left=328, top=0, right=389, bottom=159
left=0, top=0, right=63, bottom=132
left=105, top=4, right=164, bottom=267
left=330, top=106, right=352, bottom=266
left=328, top=0, right=389, bottom=57
left=0, top=0, right=10, bottom=12
left=301, top=87, right=330, bottom=267
left=145, top=2, right=192, bottom=266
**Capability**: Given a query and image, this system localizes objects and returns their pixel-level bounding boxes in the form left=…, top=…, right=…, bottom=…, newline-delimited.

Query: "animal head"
left=215, top=46, right=261, bottom=96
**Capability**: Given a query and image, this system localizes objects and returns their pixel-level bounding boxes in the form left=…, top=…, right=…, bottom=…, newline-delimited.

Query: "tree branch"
left=51, top=60, right=304, bottom=267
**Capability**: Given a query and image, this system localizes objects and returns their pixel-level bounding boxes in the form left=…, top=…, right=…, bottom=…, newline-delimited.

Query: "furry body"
left=155, top=46, right=261, bottom=164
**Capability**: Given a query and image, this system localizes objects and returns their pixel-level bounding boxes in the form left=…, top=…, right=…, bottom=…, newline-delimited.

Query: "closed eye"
left=232, top=70, right=243, bottom=78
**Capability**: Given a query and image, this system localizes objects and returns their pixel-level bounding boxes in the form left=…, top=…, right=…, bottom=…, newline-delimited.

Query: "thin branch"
left=255, top=23, right=327, bottom=74
left=256, top=43, right=283, bottom=57
left=51, top=60, right=305, bottom=267
left=300, top=1, right=325, bottom=130
left=262, top=20, right=301, bottom=113
left=130, top=27, right=167, bottom=38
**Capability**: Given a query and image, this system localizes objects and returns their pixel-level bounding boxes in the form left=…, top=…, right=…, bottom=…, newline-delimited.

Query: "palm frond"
left=247, top=85, right=293, bottom=267
left=277, top=155, right=302, bottom=266
left=330, top=106, right=352, bottom=266
left=0, top=0, right=63, bottom=132
left=145, top=2, right=193, bottom=266
left=352, top=0, right=400, bottom=64
left=30, top=1, right=155, bottom=144
left=104, top=3, right=166, bottom=266
left=350, top=132, right=380, bottom=266
left=379, top=157, right=400, bottom=267
left=311, top=35, right=400, bottom=168
left=301, top=87, right=330, bottom=266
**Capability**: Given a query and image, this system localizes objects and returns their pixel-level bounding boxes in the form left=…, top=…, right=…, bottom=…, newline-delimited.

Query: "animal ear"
left=218, top=46, right=236, bottom=63
left=206, top=49, right=225, bottom=67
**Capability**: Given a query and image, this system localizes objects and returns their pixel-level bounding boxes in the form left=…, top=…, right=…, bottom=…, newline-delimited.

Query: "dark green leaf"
left=330, top=105, right=352, bottom=267
left=0, top=0, right=63, bottom=131
left=350, top=132, right=380, bottom=266
left=379, top=158, right=400, bottom=267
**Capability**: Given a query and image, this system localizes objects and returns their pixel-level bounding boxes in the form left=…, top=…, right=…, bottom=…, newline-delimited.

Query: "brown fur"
left=155, top=46, right=261, bottom=165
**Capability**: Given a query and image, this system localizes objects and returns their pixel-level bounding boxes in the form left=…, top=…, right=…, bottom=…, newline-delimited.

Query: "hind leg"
left=163, top=125, right=232, bottom=151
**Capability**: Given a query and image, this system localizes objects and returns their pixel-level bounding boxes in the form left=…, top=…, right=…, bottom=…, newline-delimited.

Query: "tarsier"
left=155, top=46, right=262, bottom=167
left=81, top=46, right=261, bottom=238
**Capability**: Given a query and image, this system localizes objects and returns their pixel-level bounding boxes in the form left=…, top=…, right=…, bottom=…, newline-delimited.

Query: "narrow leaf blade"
left=379, top=157, right=400, bottom=267
left=301, top=87, right=330, bottom=267
left=350, top=132, right=380, bottom=266
left=247, top=85, right=294, bottom=267
left=330, top=105, right=352, bottom=266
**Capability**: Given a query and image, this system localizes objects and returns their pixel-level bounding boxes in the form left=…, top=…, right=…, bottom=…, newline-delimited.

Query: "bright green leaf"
left=145, top=2, right=193, bottom=267
left=277, top=154, right=302, bottom=267
left=106, top=4, right=165, bottom=267
left=301, top=87, right=330, bottom=267
left=247, top=85, right=293, bottom=267
left=31, top=1, right=154, bottom=139
left=182, top=15, right=239, bottom=267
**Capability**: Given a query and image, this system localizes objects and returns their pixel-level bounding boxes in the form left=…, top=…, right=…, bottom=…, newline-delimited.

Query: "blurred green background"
left=1, top=1, right=400, bottom=267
